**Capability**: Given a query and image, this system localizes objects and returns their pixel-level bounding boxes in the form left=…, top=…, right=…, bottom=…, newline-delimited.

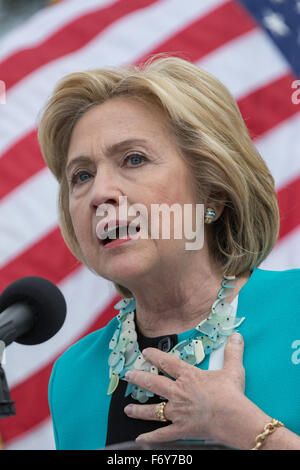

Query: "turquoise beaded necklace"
left=107, top=275, right=245, bottom=403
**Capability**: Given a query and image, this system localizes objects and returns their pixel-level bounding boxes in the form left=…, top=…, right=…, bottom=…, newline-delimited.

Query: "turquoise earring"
left=205, top=207, right=216, bottom=224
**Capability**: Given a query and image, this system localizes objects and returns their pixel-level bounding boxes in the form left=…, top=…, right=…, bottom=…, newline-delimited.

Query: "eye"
left=70, top=170, right=92, bottom=186
left=123, top=153, right=147, bottom=167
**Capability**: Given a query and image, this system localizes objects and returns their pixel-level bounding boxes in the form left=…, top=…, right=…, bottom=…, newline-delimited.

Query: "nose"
left=89, top=164, right=123, bottom=212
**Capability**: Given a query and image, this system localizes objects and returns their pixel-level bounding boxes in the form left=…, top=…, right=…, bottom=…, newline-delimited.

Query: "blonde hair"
left=38, top=54, right=280, bottom=298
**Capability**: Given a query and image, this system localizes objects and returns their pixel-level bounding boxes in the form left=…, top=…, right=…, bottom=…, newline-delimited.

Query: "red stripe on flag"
left=0, top=295, right=120, bottom=443
left=134, top=0, right=256, bottom=64
left=0, top=228, right=79, bottom=292
left=277, top=176, right=300, bottom=240
left=0, top=0, right=160, bottom=92
left=238, top=73, right=299, bottom=139
left=0, top=131, right=44, bottom=201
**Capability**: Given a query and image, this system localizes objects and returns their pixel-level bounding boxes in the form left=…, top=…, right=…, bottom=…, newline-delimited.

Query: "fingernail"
left=125, top=370, right=132, bottom=380
left=124, top=405, right=133, bottom=415
left=142, top=348, right=149, bottom=358
left=230, top=332, right=242, bottom=344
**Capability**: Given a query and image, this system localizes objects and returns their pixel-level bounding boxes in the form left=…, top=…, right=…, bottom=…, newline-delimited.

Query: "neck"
left=124, top=255, right=251, bottom=338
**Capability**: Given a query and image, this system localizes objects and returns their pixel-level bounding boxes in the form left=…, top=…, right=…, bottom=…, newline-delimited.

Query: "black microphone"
left=0, top=276, right=67, bottom=417
left=0, top=276, right=67, bottom=346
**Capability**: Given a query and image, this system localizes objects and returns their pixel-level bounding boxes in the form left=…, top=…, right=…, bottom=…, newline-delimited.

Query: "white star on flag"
left=263, top=10, right=291, bottom=36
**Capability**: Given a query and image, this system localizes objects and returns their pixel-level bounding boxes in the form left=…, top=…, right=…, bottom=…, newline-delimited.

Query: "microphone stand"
left=0, top=342, right=15, bottom=418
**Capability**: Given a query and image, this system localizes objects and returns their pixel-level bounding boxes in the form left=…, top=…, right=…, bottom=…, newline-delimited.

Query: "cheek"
left=69, top=200, right=90, bottom=245
left=148, top=185, right=195, bottom=221
left=71, top=214, right=95, bottom=263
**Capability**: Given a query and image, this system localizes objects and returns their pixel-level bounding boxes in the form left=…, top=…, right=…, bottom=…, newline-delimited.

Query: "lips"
left=96, top=219, right=140, bottom=246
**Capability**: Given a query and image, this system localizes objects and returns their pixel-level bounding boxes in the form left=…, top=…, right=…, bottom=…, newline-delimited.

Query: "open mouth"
left=101, top=224, right=140, bottom=246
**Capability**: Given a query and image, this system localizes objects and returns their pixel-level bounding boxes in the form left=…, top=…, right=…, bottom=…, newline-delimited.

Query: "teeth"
left=102, top=225, right=128, bottom=240
left=99, top=223, right=140, bottom=244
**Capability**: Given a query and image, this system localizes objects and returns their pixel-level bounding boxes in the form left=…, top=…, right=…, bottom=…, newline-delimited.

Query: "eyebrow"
left=66, top=138, right=150, bottom=177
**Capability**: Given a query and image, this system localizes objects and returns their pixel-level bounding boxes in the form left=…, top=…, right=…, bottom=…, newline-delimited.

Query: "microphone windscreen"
left=0, top=276, right=67, bottom=345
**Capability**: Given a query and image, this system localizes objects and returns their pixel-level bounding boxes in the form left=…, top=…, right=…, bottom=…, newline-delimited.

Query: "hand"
left=124, top=332, right=253, bottom=446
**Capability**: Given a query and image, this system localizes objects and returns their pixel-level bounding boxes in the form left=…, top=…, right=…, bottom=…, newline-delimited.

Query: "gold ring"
left=155, top=401, right=168, bottom=422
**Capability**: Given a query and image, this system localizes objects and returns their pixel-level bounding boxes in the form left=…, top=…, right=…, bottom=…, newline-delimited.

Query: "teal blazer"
left=49, top=267, right=300, bottom=449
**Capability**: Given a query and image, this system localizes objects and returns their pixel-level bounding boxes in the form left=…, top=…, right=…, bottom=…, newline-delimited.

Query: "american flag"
left=0, top=0, right=299, bottom=450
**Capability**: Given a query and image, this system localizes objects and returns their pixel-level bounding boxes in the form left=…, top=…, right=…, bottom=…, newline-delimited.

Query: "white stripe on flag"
left=5, top=418, right=55, bottom=450
left=198, top=28, right=289, bottom=98
left=0, top=169, right=58, bottom=268
left=0, top=0, right=118, bottom=63
left=261, top=227, right=300, bottom=272
left=255, top=112, right=300, bottom=189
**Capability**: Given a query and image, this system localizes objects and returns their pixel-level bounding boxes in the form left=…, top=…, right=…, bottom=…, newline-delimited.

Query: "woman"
left=38, top=55, right=300, bottom=450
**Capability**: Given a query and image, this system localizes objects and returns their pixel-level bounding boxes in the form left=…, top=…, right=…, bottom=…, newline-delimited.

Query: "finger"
left=124, top=402, right=171, bottom=422
left=125, top=369, right=173, bottom=399
left=141, top=347, right=193, bottom=379
left=223, top=332, right=245, bottom=385
left=136, top=424, right=180, bottom=444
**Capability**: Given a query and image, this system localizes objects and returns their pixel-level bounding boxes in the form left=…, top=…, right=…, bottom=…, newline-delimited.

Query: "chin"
left=85, top=240, right=155, bottom=281
left=101, top=256, right=152, bottom=286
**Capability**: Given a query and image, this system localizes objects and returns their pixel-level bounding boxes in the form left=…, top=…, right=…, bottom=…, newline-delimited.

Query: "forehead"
left=67, top=96, right=175, bottom=159
left=72, top=96, right=170, bottom=137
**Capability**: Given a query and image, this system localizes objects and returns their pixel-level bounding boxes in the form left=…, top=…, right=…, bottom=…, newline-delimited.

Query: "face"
left=66, top=97, right=202, bottom=288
